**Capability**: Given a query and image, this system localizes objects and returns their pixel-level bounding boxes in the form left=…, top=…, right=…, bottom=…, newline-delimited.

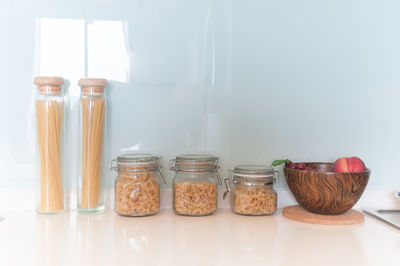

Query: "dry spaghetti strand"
left=81, top=97, right=105, bottom=208
left=36, top=100, right=64, bottom=213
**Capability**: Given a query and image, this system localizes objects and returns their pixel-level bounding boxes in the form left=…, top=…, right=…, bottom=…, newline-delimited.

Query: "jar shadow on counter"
left=224, top=213, right=277, bottom=265
left=170, top=210, right=219, bottom=265
left=112, top=209, right=172, bottom=265
left=35, top=213, right=72, bottom=266
left=75, top=212, right=114, bottom=265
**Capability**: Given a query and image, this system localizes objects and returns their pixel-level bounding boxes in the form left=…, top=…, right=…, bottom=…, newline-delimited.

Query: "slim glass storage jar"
left=112, top=154, right=166, bottom=217
left=170, top=154, right=221, bottom=216
left=33, top=76, right=66, bottom=214
left=223, top=165, right=278, bottom=215
left=78, top=78, right=108, bottom=213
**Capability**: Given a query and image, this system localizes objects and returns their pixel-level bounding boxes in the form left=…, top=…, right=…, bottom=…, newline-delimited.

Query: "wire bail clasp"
left=169, top=159, right=176, bottom=171
left=110, top=159, right=117, bottom=171
left=273, top=170, right=280, bottom=183
left=158, top=165, right=167, bottom=184
left=215, top=165, right=222, bottom=185
left=223, top=169, right=232, bottom=200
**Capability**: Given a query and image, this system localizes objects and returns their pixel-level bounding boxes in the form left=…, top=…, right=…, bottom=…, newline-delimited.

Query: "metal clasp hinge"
left=273, top=170, right=280, bottom=183
left=110, top=159, right=117, bottom=171
left=223, top=169, right=232, bottom=200
left=158, top=166, right=167, bottom=184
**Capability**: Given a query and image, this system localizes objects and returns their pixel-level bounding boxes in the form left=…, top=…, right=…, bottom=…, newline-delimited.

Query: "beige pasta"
left=232, top=185, right=277, bottom=215
left=36, top=100, right=64, bottom=213
left=115, top=171, right=160, bottom=216
left=174, top=182, right=217, bottom=215
left=81, top=97, right=105, bottom=209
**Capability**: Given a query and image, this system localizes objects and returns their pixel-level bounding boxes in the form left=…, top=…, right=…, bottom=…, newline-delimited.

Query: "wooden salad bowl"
left=284, top=162, right=370, bottom=215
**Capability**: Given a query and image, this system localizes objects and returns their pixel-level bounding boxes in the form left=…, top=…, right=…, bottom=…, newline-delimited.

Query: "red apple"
left=334, top=156, right=366, bottom=172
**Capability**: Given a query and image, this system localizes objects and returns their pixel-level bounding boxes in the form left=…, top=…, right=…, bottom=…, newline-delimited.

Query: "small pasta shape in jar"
left=170, top=154, right=222, bottom=216
left=232, top=184, right=277, bottom=215
left=112, top=154, right=166, bottom=217
left=223, top=165, right=278, bottom=216
left=174, top=182, right=217, bottom=215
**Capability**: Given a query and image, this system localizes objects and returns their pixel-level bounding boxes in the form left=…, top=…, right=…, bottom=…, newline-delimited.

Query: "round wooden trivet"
left=282, top=205, right=364, bottom=225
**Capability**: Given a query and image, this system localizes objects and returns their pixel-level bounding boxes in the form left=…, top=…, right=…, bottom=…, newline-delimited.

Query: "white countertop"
left=0, top=209, right=399, bottom=266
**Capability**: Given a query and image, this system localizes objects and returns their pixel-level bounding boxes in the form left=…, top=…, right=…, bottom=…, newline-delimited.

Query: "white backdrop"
left=0, top=0, right=399, bottom=190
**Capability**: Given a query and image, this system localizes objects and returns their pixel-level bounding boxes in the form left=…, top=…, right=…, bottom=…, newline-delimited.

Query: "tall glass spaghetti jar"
left=78, top=78, right=107, bottom=213
left=170, top=154, right=221, bottom=216
left=33, top=76, right=66, bottom=214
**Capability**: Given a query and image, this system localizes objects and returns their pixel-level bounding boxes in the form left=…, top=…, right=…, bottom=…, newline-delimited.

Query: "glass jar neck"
left=81, top=87, right=105, bottom=97
left=117, top=163, right=160, bottom=173
left=36, top=86, right=62, bottom=96
left=175, top=171, right=218, bottom=183
left=176, top=171, right=217, bottom=177
left=234, top=176, right=273, bottom=187
left=171, top=162, right=219, bottom=172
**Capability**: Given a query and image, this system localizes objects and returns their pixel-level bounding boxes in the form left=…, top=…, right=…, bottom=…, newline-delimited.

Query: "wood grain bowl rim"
left=283, top=162, right=371, bottom=175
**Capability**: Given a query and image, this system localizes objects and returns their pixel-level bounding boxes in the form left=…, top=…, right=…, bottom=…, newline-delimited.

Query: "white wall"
left=0, top=0, right=399, bottom=190
left=0, top=0, right=232, bottom=189
left=230, top=0, right=400, bottom=189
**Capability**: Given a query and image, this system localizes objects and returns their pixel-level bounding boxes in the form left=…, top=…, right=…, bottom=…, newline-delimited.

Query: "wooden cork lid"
left=33, top=76, right=64, bottom=94
left=78, top=78, right=107, bottom=88
left=33, top=76, right=64, bottom=86
left=79, top=78, right=107, bottom=96
left=282, top=205, right=364, bottom=225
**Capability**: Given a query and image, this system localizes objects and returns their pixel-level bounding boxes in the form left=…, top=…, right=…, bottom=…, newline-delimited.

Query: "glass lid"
left=175, top=154, right=218, bottom=162
left=117, top=153, right=160, bottom=163
left=171, top=154, right=219, bottom=171
left=232, top=165, right=274, bottom=181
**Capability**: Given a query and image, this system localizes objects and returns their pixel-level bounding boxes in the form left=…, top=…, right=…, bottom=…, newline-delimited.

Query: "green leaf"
left=271, top=159, right=291, bottom=167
